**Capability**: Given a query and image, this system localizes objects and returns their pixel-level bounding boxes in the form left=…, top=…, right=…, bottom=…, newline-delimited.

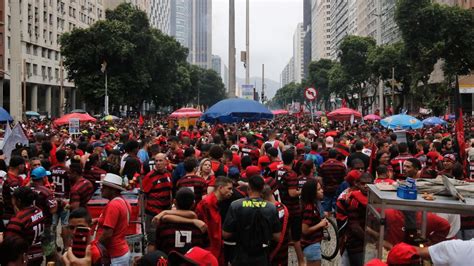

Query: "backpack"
left=241, top=202, right=272, bottom=257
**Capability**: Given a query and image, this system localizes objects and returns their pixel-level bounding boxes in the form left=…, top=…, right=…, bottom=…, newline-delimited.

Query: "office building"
left=311, top=0, right=331, bottom=61
left=303, top=0, right=312, bottom=78
left=171, top=0, right=192, bottom=61
left=149, top=0, right=171, bottom=34
left=281, top=57, right=295, bottom=87
left=329, top=0, right=349, bottom=59
left=190, top=0, right=212, bottom=69
left=4, top=0, right=106, bottom=117
left=293, top=23, right=305, bottom=83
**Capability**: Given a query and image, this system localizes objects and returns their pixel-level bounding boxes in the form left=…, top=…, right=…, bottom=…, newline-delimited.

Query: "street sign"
left=305, top=87, right=317, bottom=101
left=241, top=84, right=254, bottom=100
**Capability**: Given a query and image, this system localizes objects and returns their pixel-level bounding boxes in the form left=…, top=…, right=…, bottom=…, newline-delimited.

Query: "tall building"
left=281, top=57, right=295, bottom=87
left=303, top=0, right=312, bottom=79
left=329, top=0, right=349, bottom=59
left=211, top=55, right=221, bottom=75
left=191, top=0, right=212, bottom=69
left=311, top=0, right=331, bottom=61
left=223, top=64, right=229, bottom=92
left=4, top=0, right=105, bottom=117
left=293, top=23, right=305, bottom=83
left=104, top=0, right=149, bottom=12
left=170, top=0, right=192, bottom=62
left=149, top=0, right=171, bottom=34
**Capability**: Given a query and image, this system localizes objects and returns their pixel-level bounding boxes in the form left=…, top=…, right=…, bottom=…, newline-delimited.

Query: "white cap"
left=230, top=144, right=240, bottom=151
left=308, top=129, right=316, bottom=136
left=97, top=173, right=127, bottom=191
left=325, top=136, right=334, bottom=148
left=319, top=128, right=326, bottom=133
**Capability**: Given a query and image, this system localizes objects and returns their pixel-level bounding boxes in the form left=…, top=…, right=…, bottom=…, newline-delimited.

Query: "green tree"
left=60, top=4, right=188, bottom=112
left=338, top=35, right=376, bottom=110
left=307, top=59, right=335, bottom=109
left=273, top=82, right=304, bottom=108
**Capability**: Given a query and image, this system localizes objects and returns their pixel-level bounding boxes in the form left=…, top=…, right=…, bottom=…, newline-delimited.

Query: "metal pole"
left=392, top=67, right=395, bottom=113
left=22, top=59, right=27, bottom=119
left=379, top=77, right=384, bottom=116
left=105, top=70, right=109, bottom=115
left=245, top=0, right=250, bottom=85
left=310, top=100, right=314, bottom=124
left=10, top=0, right=22, bottom=121
left=59, top=58, right=64, bottom=116
left=261, top=64, right=265, bottom=103
left=228, top=0, right=236, bottom=98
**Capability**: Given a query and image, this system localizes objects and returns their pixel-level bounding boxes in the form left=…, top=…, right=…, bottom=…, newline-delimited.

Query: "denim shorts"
left=52, top=209, right=70, bottom=226
left=303, top=242, right=322, bottom=262
left=322, top=194, right=337, bottom=212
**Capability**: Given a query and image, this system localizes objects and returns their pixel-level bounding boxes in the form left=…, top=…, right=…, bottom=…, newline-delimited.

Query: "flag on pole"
left=3, top=123, right=29, bottom=164
left=454, top=75, right=466, bottom=177
left=100, top=60, right=107, bottom=73
left=139, top=113, right=144, bottom=127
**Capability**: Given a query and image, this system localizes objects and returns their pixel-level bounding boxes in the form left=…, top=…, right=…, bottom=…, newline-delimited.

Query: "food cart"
left=364, top=184, right=474, bottom=263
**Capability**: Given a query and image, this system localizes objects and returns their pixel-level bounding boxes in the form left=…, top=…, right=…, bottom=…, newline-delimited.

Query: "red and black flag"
left=454, top=75, right=466, bottom=177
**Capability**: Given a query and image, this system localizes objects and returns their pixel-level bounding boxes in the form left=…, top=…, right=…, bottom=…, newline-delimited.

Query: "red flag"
left=456, top=108, right=466, bottom=176
left=139, top=113, right=144, bottom=126
left=342, top=98, right=347, bottom=108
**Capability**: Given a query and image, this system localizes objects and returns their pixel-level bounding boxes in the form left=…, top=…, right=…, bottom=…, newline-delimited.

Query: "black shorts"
left=288, top=215, right=302, bottom=241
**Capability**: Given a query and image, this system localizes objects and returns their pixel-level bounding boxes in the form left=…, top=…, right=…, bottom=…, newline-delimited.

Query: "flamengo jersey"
left=6, top=206, right=46, bottom=262
left=49, top=164, right=70, bottom=199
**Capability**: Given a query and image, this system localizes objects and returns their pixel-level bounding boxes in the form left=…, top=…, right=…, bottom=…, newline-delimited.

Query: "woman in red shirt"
left=196, top=158, right=215, bottom=194
left=301, top=179, right=328, bottom=266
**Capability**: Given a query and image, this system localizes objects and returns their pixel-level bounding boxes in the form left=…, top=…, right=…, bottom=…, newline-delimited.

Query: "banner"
left=4, top=123, right=29, bottom=164
left=68, top=118, right=80, bottom=134
left=241, top=84, right=254, bottom=100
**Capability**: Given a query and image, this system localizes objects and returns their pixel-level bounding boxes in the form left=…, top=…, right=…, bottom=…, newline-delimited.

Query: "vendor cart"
left=364, top=184, right=474, bottom=263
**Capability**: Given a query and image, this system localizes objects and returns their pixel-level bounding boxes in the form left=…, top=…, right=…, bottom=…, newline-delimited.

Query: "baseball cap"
left=319, top=128, right=326, bottom=133
left=168, top=247, right=218, bottom=266
left=137, top=250, right=168, bottom=266
left=239, top=137, right=248, bottom=144
left=230, top=144, right=240, bottom=151
left=387, top=242, right=420, bottom=265
left=258, top=155, right=271, bottom=165
left=31, top=166, right=51, bottom=180
left=325, top=136, right=334, bottom=148
left=308, top=129, right=316, bottom=136
left=345, top=170, right=362, bottom=185
left=443, top=153, right=456, bottom=162
left=365, top=259, right=387, bottom=266
left=246, top=166, right=261, bottom=177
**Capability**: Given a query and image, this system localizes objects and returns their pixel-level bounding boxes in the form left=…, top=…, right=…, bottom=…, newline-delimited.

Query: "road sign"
left=241, top=84, right=254, bottom=100
left=305, top=87, right=317, bottom=101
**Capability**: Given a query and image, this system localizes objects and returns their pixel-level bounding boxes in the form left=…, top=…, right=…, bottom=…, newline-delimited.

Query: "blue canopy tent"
left=422, top=117, right=447, bottom=126
left=0, top=107, right=13, bottom=122
left=380, top=114, right=423, bottom=130
left=200, top=98, right=274, bottom=124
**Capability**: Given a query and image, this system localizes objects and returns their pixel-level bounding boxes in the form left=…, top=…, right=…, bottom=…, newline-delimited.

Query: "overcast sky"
left=212, top=0, right=303, bottom=83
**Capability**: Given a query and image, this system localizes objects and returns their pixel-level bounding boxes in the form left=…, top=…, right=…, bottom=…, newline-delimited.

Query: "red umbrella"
left=271, top=109, right=289, bottom=115
left=169, top=107, right=202, bottom=119
left=363, top=114, right=382, bottom=121
left=53, top=113, right=97, bottom=126
left=327, top=107, right=362, bottom=121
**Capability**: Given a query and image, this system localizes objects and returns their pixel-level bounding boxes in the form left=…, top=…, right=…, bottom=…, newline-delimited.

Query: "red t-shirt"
left=97, top=197, right=131, bottom=258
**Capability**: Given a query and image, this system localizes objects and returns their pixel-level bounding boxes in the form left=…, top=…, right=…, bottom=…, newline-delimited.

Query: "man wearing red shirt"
left=142, top=153, right=173, bottom=249
left=69, top=166, right=94, bottom=210
left=50, top=150, right=71, bottom=229
left=167, top=137, right=184, bottom=168
left=390, top=142, right=414, bottom=180
left=195, top=176, right=234, bottom=265
left=209, top=145, right=228, bottom=177
left=176, top=158, right=207, bottom=204
left=276, top=150, right=304, bottom=265
left=96, top=173, right=131, bottom=265
left=319, top=149, right=347, bottom=214
left=2, top=156, right=25, bottom=225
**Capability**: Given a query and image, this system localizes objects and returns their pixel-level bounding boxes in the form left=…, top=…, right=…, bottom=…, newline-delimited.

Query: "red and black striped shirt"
left=155, top=222, right=209, bottom=254
left=84, top=166, right=107, bottom=191
left=390, top=153, right=414, bottom=180
left=276, top=165, right=301, bottom=217
left=31, top=184, right=57, bottom=226
left=176, top=174, right=207, bottom=203
left=319, top=159, right=347, bottom=195
left=70, top=177, right=94, bottom=208
left=2, top=173, right=22, bottom=220
left=49, top=164, right=70, bottom=199
left=5, top=206, right=46, bottom=262
left=142, top=170, right=173, bottom=215
left=301, top=203, right=323, bottom=249
left=270, top=202, right=289, bottom=266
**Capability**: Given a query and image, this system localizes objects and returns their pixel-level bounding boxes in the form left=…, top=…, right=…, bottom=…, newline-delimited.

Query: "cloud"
left=212, top=0, right=303, bottom=82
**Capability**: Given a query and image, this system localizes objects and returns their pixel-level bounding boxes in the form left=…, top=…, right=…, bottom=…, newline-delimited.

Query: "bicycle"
left=321, top=217, right=339, bottom=260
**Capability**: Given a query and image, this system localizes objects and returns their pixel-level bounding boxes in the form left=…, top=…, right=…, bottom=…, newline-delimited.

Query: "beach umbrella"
left=201, top=98, right=273, bottom=123
left=53, top=113, right=96, bottom=126
left=327, top=107, right=362, bottom=121
left=101, top=115, right=120, bottom=121
left=380, top=114, right=423, bottom=129
left=422, top=117, right=447, bottom=126
left=169, top=107, right=203, bottom=118
left=0, top=107, right=13, bottom=122
left=363, top=114, right=381, bottom=121
left=25, top=111, right=41, bottom=117
left=271, top=109, right=289, bottom=115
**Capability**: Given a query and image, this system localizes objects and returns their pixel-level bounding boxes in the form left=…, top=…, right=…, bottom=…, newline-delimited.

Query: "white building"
left=293, top=23, right=305, bottom=83
left=329, top=0, right=349, bottom=59
left=149, top=0, right=171, bottom=35
left=311, top=0, right=331, bottom=61
left=4, top=0, right=106, bottom=117
left=281, top=57, right=295, bottom=87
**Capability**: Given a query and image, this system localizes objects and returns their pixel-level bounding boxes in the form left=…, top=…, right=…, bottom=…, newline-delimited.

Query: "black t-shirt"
left=223, top=197, right=281, bottom=266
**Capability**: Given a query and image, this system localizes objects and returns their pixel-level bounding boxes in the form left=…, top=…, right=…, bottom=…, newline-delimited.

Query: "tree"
left=272, top=82, right=304, bottom=108
left=338, top=35, right=376, bottom=110
left=193, top=68, right=227, bottom=107
left=328, top=63, right=353, bottom=107
left=60, top=4, right=188, bottom=113
left=307, top=59, right=335, bottom=109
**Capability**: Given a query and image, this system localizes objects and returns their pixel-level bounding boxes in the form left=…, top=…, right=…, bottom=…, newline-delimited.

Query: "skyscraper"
left=212, top=55, right=222, bottom=75
left=329, top=0, right=350, bottom=59
left=170, top=0, right=192, bottom=61
left=293, top=23, right=305, bottom=83
left=191, top=0, right=212, bottom=69
left=311, top=0, right=331, bottom=61
left=303, top=0, right=312, bottom=79
left=149, top=0, right=171, bottom=35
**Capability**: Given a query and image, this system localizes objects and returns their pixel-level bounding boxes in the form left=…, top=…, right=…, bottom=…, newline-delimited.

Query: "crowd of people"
left=0, top=114, right=473, bottom=266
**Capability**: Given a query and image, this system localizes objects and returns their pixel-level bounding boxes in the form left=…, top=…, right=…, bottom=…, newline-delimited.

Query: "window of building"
left=33, top=64, right=38, bottom=75
left=48, top=67, right=52, bottom=80
left=55, top=68, right=59, bottom=80
left=26, top=63, right=32, bottom=76
left=7, top=37, right=10, bottom=49
left=41, top=66, right=46, bottom=79
left=7, top=58, right=10, bottom=72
